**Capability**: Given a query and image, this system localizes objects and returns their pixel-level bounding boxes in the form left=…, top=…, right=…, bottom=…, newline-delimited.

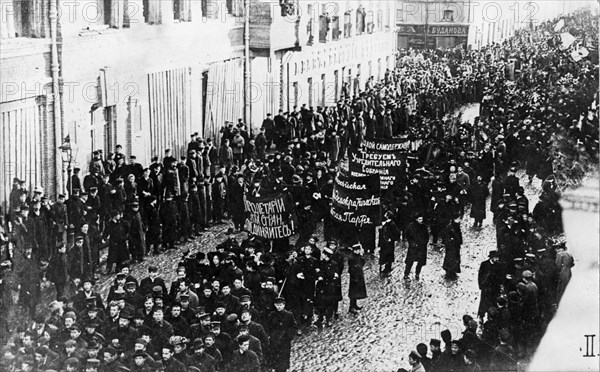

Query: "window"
left=366, top=11, right=374, bottom=33
left=331, top=16, right=340, bottom=40
left=377, top=10, right=382, bottom=31
left=144, top=0, right=175, bottom=24
left=2, top=0, right=48, bottom=37
left=174, top=0, right=192, bottom=21
left=343, top=12, right=351, bottom=38
left=396, top=8, right=403, bottom=24
left=442, top=9, right=454, bottom=22
left=319, top=14, right=330, bottom=43
left=307, top=4, right=314, bottom=45
left=0, top=0, right=50, bottom=39
left=356, top=7, right=366, bottom=35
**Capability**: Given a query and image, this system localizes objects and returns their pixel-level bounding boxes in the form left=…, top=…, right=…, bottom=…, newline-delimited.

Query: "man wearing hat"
left=442, top=214, right=464, bottom=280
left=103, top=208, right=129, bottom=274
left=228, top=334, right=260, bottom=372
left=140, top=266, right=168, bottom=297
left=348, top=243, right=367, bottom=314
left=407, top=350, right=425, bottom=372
left=266, top=297, right=297, bottom=372
left=404, top=213, right=429, bottom=280
left=125, top=200, right=146, bottom=263
left=160, top=343, right=185, bottom=372
left=379, top=211, right=400, bottom=277
left=188, top=338, right=217, bottom=372
left=477, top=250, right=505, bottom=322
left=130, top=349, right=152, bottom=371
left=72, top=277, right=104, bottom=313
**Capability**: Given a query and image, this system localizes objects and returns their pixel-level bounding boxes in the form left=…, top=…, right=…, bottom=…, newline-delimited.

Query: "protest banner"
left=244, top=192, right=296, bottom=239
left=349, top=137, right=410, bottom=189
left=330, top=171, right=381, bottom=233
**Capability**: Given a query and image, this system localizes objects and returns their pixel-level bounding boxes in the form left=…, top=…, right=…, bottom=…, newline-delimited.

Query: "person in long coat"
left=145, top=197, right=161, bottom=255
left=442, top=215, right=463, bottom=279
left=404, top=214, right=429, bottom=280
left=103, top=211, right=130, bottom=274
left=160, top=193, right=179, bottom=250
left=266, top=297, right=297, bottom=372
left=477, top=250, right=505, bottom=321
left=555, top=243, right=574, bottom=302
left=229, top=175, right=247, bottom=231
left=379, top=211, right=400, bottom=277
left=469, top=175, right=489, bottom=229
left=127, top=202, right=146, bottom=262
left=314, top=249, right=338, bottom=326
left=48, top=243, right=69, bottom=299
left=348, top=243, right=367, bottom=313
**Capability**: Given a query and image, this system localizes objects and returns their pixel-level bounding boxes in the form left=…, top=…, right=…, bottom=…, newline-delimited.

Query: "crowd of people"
left=0, top=8, right=597, bottom=372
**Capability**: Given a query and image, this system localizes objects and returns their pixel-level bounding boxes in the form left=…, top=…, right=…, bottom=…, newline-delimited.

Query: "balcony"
left=249, top=0, right=299, bottom=50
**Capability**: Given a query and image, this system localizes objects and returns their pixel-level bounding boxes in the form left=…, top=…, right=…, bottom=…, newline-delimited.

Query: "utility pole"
left=244, top=0, right=251, bottom=134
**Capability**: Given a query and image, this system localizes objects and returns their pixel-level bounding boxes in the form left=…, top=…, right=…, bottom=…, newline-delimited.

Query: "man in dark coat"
left=477, top=250, right=505, bottom=322
left=145, top=197, right=161, bottom=255
left=126, top=202, right=146, bottom=262
left=229, top=175, right=247, bottom=231
left=404, top=214, right=429, bottom=280
left=348, top=243, right=367, bottom=313
left=314, top=249, right=338, bottom=327
left=160, top=193, right=179, bottom=250
left=161, top=344, right=186, bottom=372
left=295, top=245, right=318, bottom=326
left=379, top=211, right=400, bottom=277
left=469, top=175, right=489, bottom=229
left=442, top=215, right=463, bottom=280
left=103, top=211, right=130, bottom=274
left=48, top=243, right=69, bottom=299
left=228, top=334, right=260, bottom=372
left=266, top=297, right=297, bottom=372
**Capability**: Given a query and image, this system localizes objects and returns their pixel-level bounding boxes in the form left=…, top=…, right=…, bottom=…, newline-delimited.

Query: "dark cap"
left=274, top=297, right=286, bottom=304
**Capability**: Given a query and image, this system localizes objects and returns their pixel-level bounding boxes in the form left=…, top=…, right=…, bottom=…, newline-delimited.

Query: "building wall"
left=250, top=0, right=397, bottom=128
left=396, top=0, right=471, bottom=50
left=59, top=19, right=244, bottom=171
left=0, top=39, right=55, bottom=210
left=0, top=0, right=396, bottom=205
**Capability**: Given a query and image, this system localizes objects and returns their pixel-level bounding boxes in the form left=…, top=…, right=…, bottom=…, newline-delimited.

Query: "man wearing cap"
left=186, top=309, right=212, bottom=342
left=477, top=250, right=505, bottom=322
left=404, top=214, right=429, bottom=280
left=208, top=321, right=234, bottom=364
left=266, top=297, right=296, bottom=372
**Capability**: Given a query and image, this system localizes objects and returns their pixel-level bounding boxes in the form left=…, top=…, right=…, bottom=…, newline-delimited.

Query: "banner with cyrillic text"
left=244, top=193, right=296, bottom=239
left=349, top=137, right=409, bottom=189
left=331, top=171, right=381, bottom=232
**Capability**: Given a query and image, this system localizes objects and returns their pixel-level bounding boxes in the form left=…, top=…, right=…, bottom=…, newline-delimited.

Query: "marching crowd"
left=0, top=8, right=597, bottom=372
